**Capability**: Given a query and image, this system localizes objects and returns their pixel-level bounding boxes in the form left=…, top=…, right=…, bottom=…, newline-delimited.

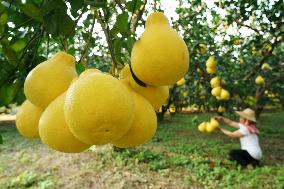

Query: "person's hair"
left=246, top=119, right=256, bottom=126
left=243, top=118, right=259, bottom=134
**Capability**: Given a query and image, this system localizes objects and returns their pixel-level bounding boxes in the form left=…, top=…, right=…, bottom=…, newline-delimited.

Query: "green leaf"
left=111, top=12, right=130, bottom=36
left=0, top=82, right=21, bottom=106
left=42, top=0, right=75, bottom=36
left=126, top=0, right=143, bottom=12
left=76, top=63, right=85, bottom=75
left=68, top=0, right=84, bottom=10
left=84, top=1, right=106, bottom=7
left=0, top=12, right=8, bottom=25
left=0, top=25, right=4, bottom=34
left=14, top=86, right=25, bottom=105
left=67, top=0, right=84, bottom=16
left=125, top=37, right=135, bottom=54
left=114, top=38, right=124, bottom=64
left=2, top=47, right=18, bottom=65
left=11, top=40, right=26, bottom=52
left=19, top=3, right=43, bottom=22
left=0, top=134, right=3, bottom=144
left=0, top=3, right=5, bottom=13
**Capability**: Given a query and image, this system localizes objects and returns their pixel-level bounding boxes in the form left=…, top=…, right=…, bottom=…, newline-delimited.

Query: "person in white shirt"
left=215, top=108, right=262, bottom=167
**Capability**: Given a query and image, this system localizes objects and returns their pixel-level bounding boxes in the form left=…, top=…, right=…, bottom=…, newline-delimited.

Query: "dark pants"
left=229, top=149, right=260, bottom=167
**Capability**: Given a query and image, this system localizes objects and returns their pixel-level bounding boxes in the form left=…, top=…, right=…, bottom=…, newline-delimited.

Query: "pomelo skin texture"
left=112, top=91, right=157, bottom=148
left=128, top=74, right=169, bottom=111
left=39, top=93, right=91, bottom=153
left=131, top=12, right=189, bottom=86
left=16, top=100, right=43, bottom=139
left=24, top=51, right=77, bottom=109
left=64, top=73, right=135, bottom=145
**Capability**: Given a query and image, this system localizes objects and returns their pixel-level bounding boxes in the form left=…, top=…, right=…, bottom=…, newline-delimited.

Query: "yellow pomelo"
left=131, top=12, right=189, bottom=86
left=112, top=92, right=157, bottom=148
left=127, top=75, right=169, bottom=111
left=119, top=64, right=131, bottom=79
left=210, top=118, right=219, bottom=129
left=234, top=39, right=242, bottom=45
left=198, top=44, right=207, bottom=54
left=16, top=100, right=43, bottom=139
left=79, top=69, right=101, bottom=78
left=220, top=89, right=230, bottom=100
left=255, top=76, right=265, bottom=84
left=206, top=67, right=216, bottom=74
left=176, top=78, right=186, bottom=86
left=261, top=63, right=271, bottom=71
left=206, top=124, right=215, bottom=133
left=39, top=93, right=90, bottom=153
left=64, top=73, right=135, bottom=145
left=24, top=51, right=77, bottom=109
left=218, top=106, right=226, bottom=113
left=206, top=118, right=219, bottom=133
left=204, top=122, right=212, bottom=132
left=206, top=56, right=217, bottom=68
left=210, top=77, right=221, bottom=88
left=211, top=86, right=222, bottom=97
left=198, top=122, right=206, bottom=132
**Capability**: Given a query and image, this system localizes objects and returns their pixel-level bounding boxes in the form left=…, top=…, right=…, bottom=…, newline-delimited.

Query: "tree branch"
left=131, top=0, right=147, bottom=34
left=114, top=0, right=124, bottom=11
left=242, top=38, right=282, bottom=81
left=0, top=18, right=33, bottom=41
left=235, top=20, right=261, bottom=35
left=79, top=12, right=96, bottom=64
left=95, top=9, right=118, bottom=76
left=255, top=73, right=284, bottom=101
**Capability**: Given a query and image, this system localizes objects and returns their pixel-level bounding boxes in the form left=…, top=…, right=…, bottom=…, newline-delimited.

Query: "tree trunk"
left=254, top=104, right=264, bottom=119
left=156, top=105, right=168, bottom=122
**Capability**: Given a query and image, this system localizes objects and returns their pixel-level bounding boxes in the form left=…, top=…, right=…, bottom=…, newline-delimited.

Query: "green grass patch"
left=1, top=111, right=284, bottom=188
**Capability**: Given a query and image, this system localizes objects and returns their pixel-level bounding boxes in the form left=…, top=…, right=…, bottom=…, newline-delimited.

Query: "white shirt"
left=238, top=123, right=263, bottom=160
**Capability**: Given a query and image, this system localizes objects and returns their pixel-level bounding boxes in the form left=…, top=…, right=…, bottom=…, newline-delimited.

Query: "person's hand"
left=214, top=116, right=223, bottom=121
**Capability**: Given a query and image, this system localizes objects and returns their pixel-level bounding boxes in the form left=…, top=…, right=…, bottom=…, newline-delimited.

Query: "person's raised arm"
left=219, top=128, right=243, bottom=138
left=215, top=116, right=240, bottom=129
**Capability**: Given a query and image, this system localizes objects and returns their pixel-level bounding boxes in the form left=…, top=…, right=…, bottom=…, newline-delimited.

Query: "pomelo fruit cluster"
left=206, top=56, right=217, bottom=74
left=210, top=77, right=230, bottom=101
left=16, top=12, right=189, bottom=153
left=198, top=118, right=219, bottom=133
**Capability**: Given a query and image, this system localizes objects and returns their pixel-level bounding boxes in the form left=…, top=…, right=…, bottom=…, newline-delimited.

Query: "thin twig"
left=95, top=9, right=119, bottom=75
left=64, top=37, right=68, bottom=52
left=0, top=0, right=14, bottom=15
left=235, top=20, right=260, bottom=35
left=46, top=33, right=50, bottom=59
left=131, top=0, right=147, bottom=34
left=114, top=0, right=124, bottom=11
left=0, top=18, right=33, bottom=41
left=17, top=29, right=42, bottom=67
left=79, top=12, right=96, bottom=63
left=129, top=0, right=137, bottom=31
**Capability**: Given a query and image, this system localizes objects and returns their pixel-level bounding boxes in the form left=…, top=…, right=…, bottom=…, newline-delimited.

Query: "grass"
left=0, top=111, right=284, bottom=189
